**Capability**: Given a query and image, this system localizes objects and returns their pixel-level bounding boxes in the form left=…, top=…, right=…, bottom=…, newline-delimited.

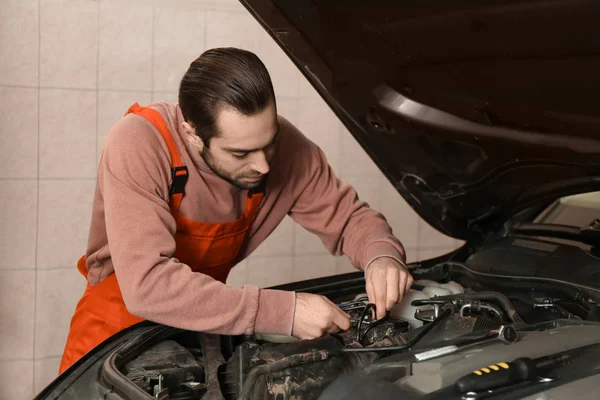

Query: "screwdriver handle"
left=455, top=357, right=537, bottom=393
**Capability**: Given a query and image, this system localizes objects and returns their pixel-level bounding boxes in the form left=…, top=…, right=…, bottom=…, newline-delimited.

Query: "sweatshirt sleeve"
left=283, top=119, right=406, bottom=270
left=98, top=115, right=295, bottom=336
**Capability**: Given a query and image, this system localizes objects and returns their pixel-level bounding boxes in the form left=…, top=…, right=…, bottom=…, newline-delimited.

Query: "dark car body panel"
left=238, top=0, right=600, bottom=240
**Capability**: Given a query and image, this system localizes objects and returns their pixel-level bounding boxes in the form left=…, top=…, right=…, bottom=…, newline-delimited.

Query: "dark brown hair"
left=178, top=47, right=276, bottom=145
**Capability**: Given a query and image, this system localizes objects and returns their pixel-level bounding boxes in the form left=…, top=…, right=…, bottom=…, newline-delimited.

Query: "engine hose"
left=238, top=350, right=332, bottom=400
left=435, top=291, right=524, bottom=323
left=356, top=303, right=377, bottom=342
left=340, top=307, right=452, bottom=353
left=459, top=301, right=504, bottom=319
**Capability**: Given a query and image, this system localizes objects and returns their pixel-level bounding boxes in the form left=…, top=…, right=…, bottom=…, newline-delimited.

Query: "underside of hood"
left=240, top=0, right=600, bottom=240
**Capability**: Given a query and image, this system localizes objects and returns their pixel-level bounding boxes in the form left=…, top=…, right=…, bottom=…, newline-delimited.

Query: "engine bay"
left=110, top=237, right=600, bottom=400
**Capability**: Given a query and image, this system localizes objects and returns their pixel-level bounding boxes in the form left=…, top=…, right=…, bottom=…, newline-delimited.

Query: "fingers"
left=405, top=273, right=414, bottom=293
left=327, top=299, right=352, bottom=330
left=368, top=265, right=388, bottom=320
left=331, top=309, right=351, bottom=331
left=386, top=266, right=399, bottom=312
left=366, top=279, right=376, bottom=319
left=375, top=280, right=387, bottom=320
left=397, top=271, right=407, bottom=303
left=323, top=296, right=351, bottom=332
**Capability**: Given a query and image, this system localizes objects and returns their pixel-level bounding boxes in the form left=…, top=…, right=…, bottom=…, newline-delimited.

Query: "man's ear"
left=182, top=121, right=204, bottom=151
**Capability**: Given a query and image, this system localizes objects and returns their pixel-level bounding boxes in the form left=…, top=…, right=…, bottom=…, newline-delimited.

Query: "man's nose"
left=252, top=151, right=270, bottom=175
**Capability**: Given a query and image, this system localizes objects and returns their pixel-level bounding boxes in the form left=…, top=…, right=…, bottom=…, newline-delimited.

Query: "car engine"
left=117, top=274, right=599, bottom=399
left=108, top=235, right=600, bottom=400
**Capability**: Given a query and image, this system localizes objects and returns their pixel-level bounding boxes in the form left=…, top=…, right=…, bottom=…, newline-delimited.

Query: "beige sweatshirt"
left=85, top=102, right=405, bottom=336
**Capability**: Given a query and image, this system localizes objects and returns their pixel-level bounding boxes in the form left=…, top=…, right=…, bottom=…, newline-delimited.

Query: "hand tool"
left=455, top=352, right=569, bottom=393
left=414, top=325, right=518, bottom=362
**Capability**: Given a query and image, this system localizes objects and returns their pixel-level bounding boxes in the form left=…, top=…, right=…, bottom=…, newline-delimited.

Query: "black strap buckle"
left=169, top=166, right=189, bottom=196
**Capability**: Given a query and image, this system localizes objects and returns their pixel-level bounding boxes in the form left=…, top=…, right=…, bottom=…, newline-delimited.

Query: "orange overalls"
left=59, top=103, right=264, bottom=374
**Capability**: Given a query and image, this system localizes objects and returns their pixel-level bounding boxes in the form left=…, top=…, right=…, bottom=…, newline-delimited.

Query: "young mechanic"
left=59, top=47, right=413, bottom=373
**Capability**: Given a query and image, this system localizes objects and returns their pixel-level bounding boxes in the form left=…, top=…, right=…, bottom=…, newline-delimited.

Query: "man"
left=59, top=47, right=413, bottom=373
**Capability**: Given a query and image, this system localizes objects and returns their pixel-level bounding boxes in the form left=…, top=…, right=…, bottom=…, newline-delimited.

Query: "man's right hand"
left=291, top=292, right=351, bottom=340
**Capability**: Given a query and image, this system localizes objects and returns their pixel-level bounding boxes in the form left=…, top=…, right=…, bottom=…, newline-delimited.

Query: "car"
left=35, top=0, right=600, bottom=399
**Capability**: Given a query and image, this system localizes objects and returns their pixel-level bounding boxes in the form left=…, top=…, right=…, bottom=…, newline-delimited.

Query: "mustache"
left=241, top=171, right=263, bottom=179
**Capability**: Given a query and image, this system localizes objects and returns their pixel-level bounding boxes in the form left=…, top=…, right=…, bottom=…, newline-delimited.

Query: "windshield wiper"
left=510, top=219, right=600, bottom=247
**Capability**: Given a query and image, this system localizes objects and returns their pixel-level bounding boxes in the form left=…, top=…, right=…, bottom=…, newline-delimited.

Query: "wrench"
left=414, top=325, right=519, bottom=362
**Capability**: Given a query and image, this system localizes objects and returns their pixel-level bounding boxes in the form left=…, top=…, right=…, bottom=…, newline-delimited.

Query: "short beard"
left=201, top=147, right=263, bottom=190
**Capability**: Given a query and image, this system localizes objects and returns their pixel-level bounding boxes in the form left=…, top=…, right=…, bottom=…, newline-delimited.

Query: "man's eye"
left=232, top=152, right=248, bottom=159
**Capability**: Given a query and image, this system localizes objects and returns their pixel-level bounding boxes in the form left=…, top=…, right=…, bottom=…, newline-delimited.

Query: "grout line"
left=205, top=7, right=246, bottom=15
left=0, top=177, right=97, bottom=181
left=0, top=85, right=321, bottom=100
left=290, top=223, right=297, bottom=279
left=0, top=84, right=38, bottom=89
left=95, top=0, right=100, bottom=167
left=0, top=84, right=157, bottom=94
left=203, top=7, right=207, bottom=51
left=291, top=218, right=297, bottom=259
left=36, top=86, right=98, bottom=92
left=36, top=266, right=79, bottom=272
left=246, top=254, right=294, bottom=263
left=151, top=0, right=155, bottom=93
left=0, top=267, right=37, bottom=272
left=33, top=0, right=41, bottom=386
left=0, top=355, right=62, bottom=363
left=294, top=252, right=331, bottom=259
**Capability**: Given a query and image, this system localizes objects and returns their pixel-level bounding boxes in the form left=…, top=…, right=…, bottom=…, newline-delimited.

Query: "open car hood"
left=239, top=0, right=600, bottom=240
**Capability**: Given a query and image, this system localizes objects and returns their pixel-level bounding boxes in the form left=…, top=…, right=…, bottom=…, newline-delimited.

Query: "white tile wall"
left=294, top=223, right=329, bottom=256
left=39, top=89, right=97, bottom=178
left=0, top=0, right=38, bottom=86
left=343, top=174, right=383, bottom=212
left=226, top=260, right=248, bottom=288
left=35, top=269, right=87, bottom=358
left=339, top=127, right=382, bottom=178
left=35, top=357, right=61, bottom=394
left=0, top=87, right=39, bottom=178
left=153, top=0, right=206, bottom=93
left=152, top=91, right=179, bottom=103
left=293, top=255, right=338, bottom=282
left=205, top=10, right=303, bottom=97
left=0, top=270, right=35, bottom=359
left=289, top=97, right=343, bottom=172
left=37, top=180, right=95, bottom=269
left=247, top=256, right=294, bottom=288
left=251, top=216, right=294, bottom=258
left=98, top=0, right=153, bottom=91
left=379, top=176, right=420, bottom=249
left=336, top=256, right=360, bottom=274
left=0, top=2, right=465, bottom=398
left=40, top=0, right=97, bottom=89
left=0, top=360, right=34, bottom=400
left=0, top=181, right=38, bottom=270
left=97, top=90, right=153, bottom=162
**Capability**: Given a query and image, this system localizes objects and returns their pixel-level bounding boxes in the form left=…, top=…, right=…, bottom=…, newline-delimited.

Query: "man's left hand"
left=364, top=257, right=413, bottom=319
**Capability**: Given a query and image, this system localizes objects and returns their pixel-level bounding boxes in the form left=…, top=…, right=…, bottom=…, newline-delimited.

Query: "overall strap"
left=125, top=103, right=188, bottom=213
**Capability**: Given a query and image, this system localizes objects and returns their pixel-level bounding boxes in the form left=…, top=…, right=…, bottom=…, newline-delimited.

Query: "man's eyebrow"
left=223, top=124, right=280, bottom=153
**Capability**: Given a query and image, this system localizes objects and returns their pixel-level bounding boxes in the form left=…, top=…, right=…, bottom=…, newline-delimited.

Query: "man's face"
left=196, top=102, right=279, bottom=190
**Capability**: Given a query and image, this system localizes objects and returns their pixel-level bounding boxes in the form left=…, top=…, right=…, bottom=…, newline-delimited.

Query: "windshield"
left=535, top=191, right=600, bottom=228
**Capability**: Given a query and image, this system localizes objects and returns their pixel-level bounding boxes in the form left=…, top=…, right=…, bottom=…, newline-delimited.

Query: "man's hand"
left=365, top=257, right=413, bottom=319
left=291, top=292, right=351, bottom=340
